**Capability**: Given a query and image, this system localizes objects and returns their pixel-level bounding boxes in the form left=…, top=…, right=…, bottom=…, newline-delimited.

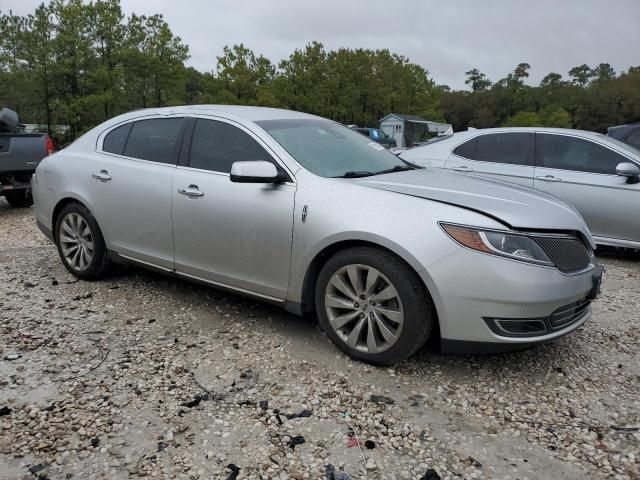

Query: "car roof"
left=120, top=105, right=320, bottom=122
left=446, top=127, right=604, bottom=141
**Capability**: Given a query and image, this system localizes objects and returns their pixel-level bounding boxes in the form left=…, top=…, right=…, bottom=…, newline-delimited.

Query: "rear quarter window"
left=123, top=118, right=184, bottom=164
left=102, top=123, right=132, bottom=155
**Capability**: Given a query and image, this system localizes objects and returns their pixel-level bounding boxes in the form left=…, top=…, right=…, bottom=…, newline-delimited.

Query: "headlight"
left=440, top=223, right=553, bottom=266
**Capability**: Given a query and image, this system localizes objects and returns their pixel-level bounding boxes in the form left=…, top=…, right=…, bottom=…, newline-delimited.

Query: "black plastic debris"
left=420, top=469, right=441, bottom=480
left=28, top=463, right=46, bottom=475
left=157, top=441, right=169, bottom=452
left=51, top=280, right=59, bottom=286
left=180, top=393, right=210, bottom=408
left=90, top=437, right=100, bottom=448
left=288, top=435, right=305, bottom=449
left=259, top=400, right=268, bottom=411
left=369, top=394, right=395, bottom=405
left=24, top=281, right=36, bottom=288
left=226, top=463, right=240, bottom=480
left=364, top=440, right=376, bottom=449
left=0, top=406, right=11, bottom=416
left=285, top=409, right=312, bottom=419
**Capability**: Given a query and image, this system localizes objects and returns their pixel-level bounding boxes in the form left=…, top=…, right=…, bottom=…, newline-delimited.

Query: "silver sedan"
left=33, top=106, right=602, bottom=365
left=401, top=127, right=640, bottom=249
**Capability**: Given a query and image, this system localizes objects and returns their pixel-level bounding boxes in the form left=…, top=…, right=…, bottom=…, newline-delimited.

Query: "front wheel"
left=55, top=203, right=110, bottom=279
left=315, top=247, right=435, bottom=365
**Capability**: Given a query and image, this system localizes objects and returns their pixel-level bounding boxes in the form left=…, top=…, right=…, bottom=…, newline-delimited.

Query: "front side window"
left=189, top=119, right=272, bottom=173
left=626, top=129, right=640, bottom=148
left=123, top=118, right=184, bottom=164
left=257, top=119, right=411, bottom=178
left=102, top=123, right=132, bottom=155
left=537, top=134, right=628, bottom=174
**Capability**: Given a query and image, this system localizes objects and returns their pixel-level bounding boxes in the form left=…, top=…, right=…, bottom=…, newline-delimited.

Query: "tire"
left=315, top=247, right=434, bottom=365
left=4, top=189, right=33, bottom=208
left=54, top=202, right=110, bottom=280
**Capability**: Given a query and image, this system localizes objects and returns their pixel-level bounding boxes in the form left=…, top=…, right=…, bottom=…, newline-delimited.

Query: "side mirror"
left=230, top=161, right=282, bottom=183
left=615, top=162, right=640, bottom=184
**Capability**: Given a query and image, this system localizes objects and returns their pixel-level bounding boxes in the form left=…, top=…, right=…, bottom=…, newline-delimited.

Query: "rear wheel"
left=315, top=247, right=434, bottom=365
left=4, top=189, right=33, bottom=208
left=55, top=203, right=109, bottom=279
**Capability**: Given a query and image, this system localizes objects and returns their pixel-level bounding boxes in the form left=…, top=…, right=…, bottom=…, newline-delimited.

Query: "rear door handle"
left=178, top=185, right=204, bottom=197
left=536, top=175, right=562, bottom=182
left=453, top=166, right=473, bottom=172
left=92, top=170, right=111, bottom=181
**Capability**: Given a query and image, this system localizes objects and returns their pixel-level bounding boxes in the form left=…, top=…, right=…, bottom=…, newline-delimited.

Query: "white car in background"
left=401, top=128, right=640, bottom=249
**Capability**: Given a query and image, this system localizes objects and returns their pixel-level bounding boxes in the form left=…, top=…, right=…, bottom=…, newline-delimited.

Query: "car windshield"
left=257, top=118, right=415, bottom=178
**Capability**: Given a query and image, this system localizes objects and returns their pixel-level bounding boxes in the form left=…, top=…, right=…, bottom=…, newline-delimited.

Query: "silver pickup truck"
left=0, top=108, right=54, bottom=207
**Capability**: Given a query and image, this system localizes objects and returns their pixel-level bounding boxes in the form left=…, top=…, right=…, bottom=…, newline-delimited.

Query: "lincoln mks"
left=33, top=106, right=602, bottom=364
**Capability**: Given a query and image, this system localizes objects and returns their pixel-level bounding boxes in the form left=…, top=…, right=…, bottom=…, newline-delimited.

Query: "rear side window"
left=453, top=138, right=476, bottom=158
left=102, top=123, right=132, bottom=155
left=537, top=134, right=627, bottom=174
left=475, top=133, right=532, bottom=165
left=123, top=118, right=184, bottom=164
left=189, top=119, right=272, bottom=173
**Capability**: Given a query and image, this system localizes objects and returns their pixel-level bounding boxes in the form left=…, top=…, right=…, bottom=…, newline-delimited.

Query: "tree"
left=540, top=72, right=564, bottom=89
left=592, top=62, right=615, bottom=82
left=464, top=68, right=491, bottom=92
left=217, top=44, right=275, bottom=104
left=569, top=64, right=593, bottom=87
left=502, top=111, right=540, bottom=127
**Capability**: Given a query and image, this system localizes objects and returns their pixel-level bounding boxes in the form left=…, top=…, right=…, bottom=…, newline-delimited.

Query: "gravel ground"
left=0, top=199, right=638, bottom=480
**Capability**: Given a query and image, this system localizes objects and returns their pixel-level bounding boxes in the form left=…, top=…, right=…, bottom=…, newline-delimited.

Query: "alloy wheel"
left=59, top=212, right=94, bottom=271
left=324, top=264, right=404, bottom=354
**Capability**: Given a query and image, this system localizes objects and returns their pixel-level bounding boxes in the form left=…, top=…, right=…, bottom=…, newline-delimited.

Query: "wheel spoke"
left=80, top=223, right=90, bottom=239
left=346, top=265, right=363, bottom=296
left=373, top=305, right=403, bottom=324
left=366, top=316, right=379, bottom=353
left=60, top=234, right=76, bottom=244
left=329, top=310, right=360, bottom=330
left=71, top=247, right=82, bottom=269
left=82, top=246, right=92, bottom=266
left=364, top=268, right=380, bottom=296
left=329, top=275, right=357, bottom=300
left=62, top=220, right=75, bottom=237
left=370, top=284, right=399, bottom=303
left=62, top=243, right=79, bottom=257
left=345, top=317, right=366, bottom=348
left=372, top=310, right=399, bottom=343
left=325, top=294, right=356, bottom=310
left=84, top=240, right=94, bottom=252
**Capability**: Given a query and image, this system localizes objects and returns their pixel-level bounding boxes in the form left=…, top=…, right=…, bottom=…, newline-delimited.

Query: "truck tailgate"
left=0, top=134, right=48, bottom=172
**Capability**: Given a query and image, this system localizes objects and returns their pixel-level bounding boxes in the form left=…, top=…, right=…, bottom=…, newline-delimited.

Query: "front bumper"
left=422, top=248, right=603, bottom=353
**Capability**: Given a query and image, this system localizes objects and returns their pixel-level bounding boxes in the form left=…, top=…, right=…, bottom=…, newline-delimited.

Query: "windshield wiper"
left=333, top=170, right=376, bottom=178
left=372, top=164, right=419, bottom=175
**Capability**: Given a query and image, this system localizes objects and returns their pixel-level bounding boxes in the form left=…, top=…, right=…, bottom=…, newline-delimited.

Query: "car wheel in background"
left=4, top=189, right=33, bottom=208
left=55, top=202, right=110, bottom=279
left=315, top=247, right=434, bottom=365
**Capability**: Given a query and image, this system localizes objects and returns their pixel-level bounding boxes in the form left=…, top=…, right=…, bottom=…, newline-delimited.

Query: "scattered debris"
left=369, top=394, right=395, bottom=405
left=285, top=409, right=312, bottom=419
left=0, top=406, right=12, bottom=416
left=90, top=437, right=100, bottom=448
left=72, top=292, right=93, bottom=301
left=325, top=464, right=352, bottom=480
left=225, top=463, right=240, bottom=480
left=346, top=436, right=360, bottom=448
left=420, top=468, right=441, bottom=480
left=259, top=400, right=268, bottom=410
left=364, top=439, right=376, bottom=449
left=3, top=353, right=21, bottom=361
left=180, top=393, right=209, bottom=408
left=288, top=435, right=305, bottom=449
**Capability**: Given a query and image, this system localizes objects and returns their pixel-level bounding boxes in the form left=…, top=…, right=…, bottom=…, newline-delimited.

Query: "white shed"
left=379, top=114, right=452, bottom=148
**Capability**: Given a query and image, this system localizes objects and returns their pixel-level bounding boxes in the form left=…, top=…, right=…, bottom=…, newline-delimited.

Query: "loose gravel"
left=0, top=199, right=638, bottom=480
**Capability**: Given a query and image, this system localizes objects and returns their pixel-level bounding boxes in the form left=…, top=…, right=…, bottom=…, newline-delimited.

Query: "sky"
left=2, top=0, right=639, bottom=90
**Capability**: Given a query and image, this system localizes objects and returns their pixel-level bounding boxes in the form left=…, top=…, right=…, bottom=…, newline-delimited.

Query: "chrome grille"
left=534, top=237, right=591, bottom=273
left=549, top=297, right=591, bottom=329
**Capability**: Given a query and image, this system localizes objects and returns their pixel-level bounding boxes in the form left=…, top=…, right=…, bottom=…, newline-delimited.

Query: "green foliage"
left=0, top=0, right=638, bottom=141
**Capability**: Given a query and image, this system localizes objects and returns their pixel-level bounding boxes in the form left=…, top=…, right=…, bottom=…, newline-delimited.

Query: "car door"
left=90, top=116, right=185, bottom=269
left=445, top=132, right=535, bottom=187
left=533, top=132, right=640, bottom=243
left=171, top=117, right=296, bottom=300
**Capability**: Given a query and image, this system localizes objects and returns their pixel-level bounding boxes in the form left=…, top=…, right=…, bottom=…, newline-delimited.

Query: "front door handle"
left=92, top=170, right=111, bottom=181
left=536, top=175, right=562, bottom=182
left=453, top=165, right=473, bottom=172
left=178, top=185, right=205, bottom=197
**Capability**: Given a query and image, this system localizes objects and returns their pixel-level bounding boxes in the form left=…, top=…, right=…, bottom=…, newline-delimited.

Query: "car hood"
left=354, top=169, right=595, bottom=246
